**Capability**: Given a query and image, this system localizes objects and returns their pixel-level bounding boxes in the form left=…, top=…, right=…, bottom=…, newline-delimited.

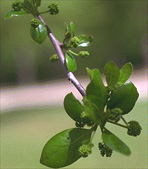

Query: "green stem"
left=107, top=120, right=128, bottom=129
left=39, top=10, right=50, bottom=15
left=90, top=124, right=98, bottom=143
left=68, top=50, right=78, bottom=56
left=121, top=116, right=128, bottom=126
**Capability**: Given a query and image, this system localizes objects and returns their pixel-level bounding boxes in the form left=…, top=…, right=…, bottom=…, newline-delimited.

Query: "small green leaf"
left=104, top=61, right=120, bottom=87
left=64, top=93, right=84, bottom=122
left=35, top=0, right=41, bottom=7
left=40, top=128, right=92, bottom=168
left=30, top=22, right=47, bottom=44
left=86, top=69, right=107, bottom=113
left=5, top=10, right=29, bottom=19
left=78, top=35, right=93, bottom=47
left=86, top=67, right=93, bottom=79
left=70, top=22, right=75, bottom=37
left=102, top=129, right=131, bottom=155
left=107, top=82, right=139, bottom=114
left=118, top=62, right=133, bottom=83
left=83, top=98, right=101, bottom=124
left=66, top=52, right=77, bottom=72
left=24, top=0, right=37, bottom=15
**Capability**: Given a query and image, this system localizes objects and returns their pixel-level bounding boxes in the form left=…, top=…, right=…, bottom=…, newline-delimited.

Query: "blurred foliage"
left=1, top=0, right=146, bottom=85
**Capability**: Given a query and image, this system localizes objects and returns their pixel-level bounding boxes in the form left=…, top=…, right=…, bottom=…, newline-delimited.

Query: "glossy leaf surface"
left=86, top=69, right=107, bottom=113
left=102, top=129, right=131, bottom=155
left=118, top=62, right=133, bottom=83
left=83, top=98, right=101, bottom=124
left=66, top=52, right=77, bottom=72
left=78, top=35, right=93, bottom=47
left=107, top=82, right=139, bottom=114
left=40, top=128, right=92, bottom=168
left=30, top=23, right=47, bottom=44
left=5, top=10, right=29, bottom=19
left=64, top=93, right=84, bottom=122
left=104, top=61, right=120, bottom=87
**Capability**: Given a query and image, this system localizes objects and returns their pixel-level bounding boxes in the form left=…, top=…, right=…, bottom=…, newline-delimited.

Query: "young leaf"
left=107, top=82, right=139, bottom=114
left=102, top=129, right=131, bottom=155
left=30, top=22, right=47, bottom=44
left=86, top=69, right=107, bottom=113
left=78, top=35, right=93, bottom=47
left=64, top=93, right=84, bottom=122
left=5, top=10, right=29, bottom=19
left=70, top=22, right=75, bottom=37
left=40, top=128, right=92, bottom=168
left=24, top=0, right=37, bottom=15
left=66, top=52, right=77, bottom=72
left=104, top=61, right=120, bottom=87
left=118, top=62, right=133, bottom=83
left=83, top=98, right=101, bottom=124
left=35, top=0, right=41, bottom=7
left=86, top=67, right=93, bottom=79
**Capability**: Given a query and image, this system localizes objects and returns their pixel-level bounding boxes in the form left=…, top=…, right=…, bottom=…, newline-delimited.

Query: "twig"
left=37, top=14, right=86, bottom=97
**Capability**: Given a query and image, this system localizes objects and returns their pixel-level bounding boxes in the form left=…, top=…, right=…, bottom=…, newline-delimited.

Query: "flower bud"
left=127, top=121, right=142, bottom=136
left=78, top=51, right=89, bottom=58
left=70, top=36, right=80, bottom=48
left=48, top=3, right=60, bottom=15
left=49, top=54, right=59, bottom=62
left=30, top=18, right=41, bottom=28
left=78, top=143, right=94, bottom=158
left=12, top=1, right=23, bottom=11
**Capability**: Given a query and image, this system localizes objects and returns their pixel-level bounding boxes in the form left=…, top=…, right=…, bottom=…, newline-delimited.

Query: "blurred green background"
left=1, top=0, right=147, bottom=168
left=1, top=0, right=146, bottom=85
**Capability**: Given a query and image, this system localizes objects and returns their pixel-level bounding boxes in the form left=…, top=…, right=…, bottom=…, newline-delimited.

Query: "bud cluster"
left=109, top=108, right=122, bottom=122
left=48, top=3, right=59, bottom=15
left=78, top=143, right=94, bottom=158
left=98, top=142, right=113, bottom=157
left=78, top=51, right=89, bottom=58
left=12, top=1, right=23, bottom=11
left=127, top=121, right=142, bottom=136
left=30, top=18, right=41, bottom=28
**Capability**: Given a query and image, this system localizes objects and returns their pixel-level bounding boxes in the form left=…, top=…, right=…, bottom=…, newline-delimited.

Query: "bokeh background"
left=1, top=0, right=147, bottom=168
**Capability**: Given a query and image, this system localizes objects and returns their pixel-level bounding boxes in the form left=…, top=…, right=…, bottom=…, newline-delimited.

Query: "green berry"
left=78, top=143, right=94, bottom=158
left=50, top=54, right=59, bottom=62
left=127, top=121, right=142, bottom=136
left=70, top=36, right=80, bottom=48
left=48, top=3, right=60, bottom=15
left=98, top=142, right=113, bottom=157
left=12, top=1, right=23, bottom=11
left=30, top=18, right=41, bottom=28
left=78, top=51, right=89, bottom=58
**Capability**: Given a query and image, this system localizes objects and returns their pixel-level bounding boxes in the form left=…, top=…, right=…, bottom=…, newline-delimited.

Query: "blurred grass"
left=1, top=100, right=147, bottom=168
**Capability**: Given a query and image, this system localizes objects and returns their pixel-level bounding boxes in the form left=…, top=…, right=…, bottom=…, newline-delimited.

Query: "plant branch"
left=107, top=120, right=128, bottom=129
left=37, top=14, right=86, bottom=97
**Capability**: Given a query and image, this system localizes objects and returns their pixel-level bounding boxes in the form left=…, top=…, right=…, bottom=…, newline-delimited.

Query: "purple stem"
left=37, top=15, right=86, bottom=97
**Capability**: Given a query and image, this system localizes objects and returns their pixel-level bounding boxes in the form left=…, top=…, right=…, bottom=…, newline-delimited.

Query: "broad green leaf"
left=66, top=52, right=77, bottom=72
left=35, top=0, right=41, bottom=7
left=30, top=23, right=47, bottom=44
left=86, top=69, right=107, bottom=113
left=83, top=98, right=101, bottom=124
left=70, top=22, right=75, bottom=36
left=104, top=61, right=120, bottom=87
left=102, top=129, right=131, bottom=155
left=118, top=62, right=133, bottom=83
left=64, top=93, right=84, bottom=122
left=107, top=82, right=139, bottom=114
left=40, top=128, right=92, bottom=168
left=5, top=10, right=29, bottom=19
left=78, top=35, right=93, bottom=47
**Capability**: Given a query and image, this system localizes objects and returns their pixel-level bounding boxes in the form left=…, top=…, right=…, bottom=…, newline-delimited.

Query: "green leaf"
left=83, top=98, right=101, bottom=124
left=107, top=82, right=139, bottom=114
left=70, top=22, right=75, bottom=37
left=86, top=67, right=93, bottom=79
left=86, top=69, right=107, bottom=113
left=40, top=128, right=92, bottom=168
left=102, top=129, right=131, bottom=155
left=78, top=35, right=93, bottom=47
left=35, top=0, right=41, bottom=7
left=5, top=10, right=29, bottom=19
left=66, top=52, right=77, bottom=72
left=30, top=22, right=47, bottom=44
left=104, top=61, right=120, bottom=87
left=24, top=0, right=37, bottom=15
left=64, top=93, right=84, bottom=122
left=118, top=62, right=133, bottom=83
